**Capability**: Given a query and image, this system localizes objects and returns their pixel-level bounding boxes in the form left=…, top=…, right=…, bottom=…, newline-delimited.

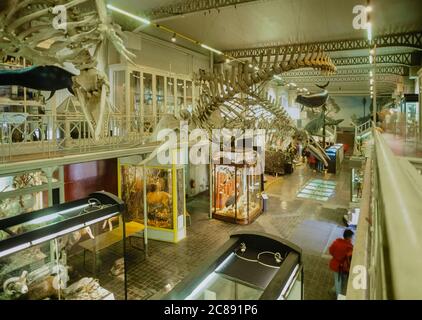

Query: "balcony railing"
left=347, top=127, right=422, bottom=299
left=0, top=113, right=155, bottom=163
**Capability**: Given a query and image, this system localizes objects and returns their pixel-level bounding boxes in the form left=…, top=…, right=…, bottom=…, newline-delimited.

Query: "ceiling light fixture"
left=107, top=4, right=151, bottom=25
left=248, top=64, right=253, bottom=68
left=367, top=22, right=372, bottom=41
left=171, top=33, right=177, bottom=42
left=200, top=44, right=223, bottom=55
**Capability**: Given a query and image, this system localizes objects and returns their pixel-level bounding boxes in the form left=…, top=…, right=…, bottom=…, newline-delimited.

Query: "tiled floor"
left=95, top=160, right=352, bottom=300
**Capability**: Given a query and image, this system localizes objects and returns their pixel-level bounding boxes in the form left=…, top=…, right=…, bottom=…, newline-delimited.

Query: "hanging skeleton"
left=0, top=0, right=136, bottom=140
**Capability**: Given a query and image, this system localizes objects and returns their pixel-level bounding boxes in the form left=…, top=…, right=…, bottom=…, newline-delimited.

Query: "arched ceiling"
left=108, top=0, right=422, bottom=96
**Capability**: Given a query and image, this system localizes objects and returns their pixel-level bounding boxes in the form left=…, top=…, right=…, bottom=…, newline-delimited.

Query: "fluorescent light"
left=370, top=79, right=374, bottom=85
left=107, top=4, right=151, bottom=25
left=369, top=55, right=373, bottom=64
left=31, top=224, right=86, bottom=245
left=367, top=22, right=372, bottom=41
left=59, top=204, right=90, bottom=216
left=201, top=44, right=222, bottom=55
left=85, top=212, right=119, bottom=227
left=0, top=243, right=31, bottom=259
left=370, top=86, right=373, bottom=91
left=369, top=71, right=373, bottom=77
left=26, top=213, right=59, bottom=225
left=248, top=64, right=253, bottom=68
left=185, top=272, right=218, bottom=300
left=278, top=264, right=300, bottom=299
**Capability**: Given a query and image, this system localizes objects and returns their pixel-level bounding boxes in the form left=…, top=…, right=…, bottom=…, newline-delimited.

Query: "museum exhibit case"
left=119, top=152, right=186, bottom=243
left=162, top=232, right=303, bottom=300
left=0, top=191, right=128, bottom=300
left=212, top=150, right=264, bottom=225
left=326, top=144, right=344, bottom=174
left=109, top=63, right=196, bottom=134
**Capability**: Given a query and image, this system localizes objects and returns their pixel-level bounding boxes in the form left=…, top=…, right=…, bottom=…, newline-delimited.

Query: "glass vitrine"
left=351, top=168, right=364, bottom=203
left=109, top=64, right=195, bottom=136
left=212, top=151, right=263, bottom=225
left=162, top=232, right=303, bottom=300
left=119, top=154, right=186, bottom=243
left=0, top=191, right=127, bottom=300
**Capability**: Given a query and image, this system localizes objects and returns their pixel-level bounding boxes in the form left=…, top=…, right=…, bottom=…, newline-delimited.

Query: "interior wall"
left=64, top=159, right=118, bottom=201
left=108, top=32, right=210, bottom=76
left=331, top=96, right=371, bottom=127
left=188, top=164, right=209, bottom=197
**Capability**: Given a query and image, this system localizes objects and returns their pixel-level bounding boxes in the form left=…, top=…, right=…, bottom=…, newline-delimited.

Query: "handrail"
left=373, top=129, right=422, bottom=299
left=346, top=151, right=372, bottom=300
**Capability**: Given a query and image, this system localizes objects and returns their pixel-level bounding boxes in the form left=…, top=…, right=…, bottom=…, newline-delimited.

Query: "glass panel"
left=120, top=165, right=144, bottom=223
left=187, top=273, right=263, bottom=300
left=146, top=168, right=173, bottom=229
left=235, top=167, right=246, bottom=221
left=186, top=81, right=193, bottom=113
left=57, top=219, right=124, bottom=300
left=130, top=72, right=141, bottom=132
left=213, top=165, right=236, bottom=219
left=177, top=79, right=185, bottom=113
left=167, top=78, right=175, bottom=114
left=176, top=168, right=184, bottom=218
left=156, top=75, right=165, bottom=120
left=0, top=241, right=51, bottom=300
left=143, top=73, right=153, bottom=131
left=248, top=167, right=262, bottom=220
left=113, top=71, right=125, bottom=111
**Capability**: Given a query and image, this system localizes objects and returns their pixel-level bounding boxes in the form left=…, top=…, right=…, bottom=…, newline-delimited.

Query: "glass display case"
left=109, top=64, right=196, bottom=136
left=161, top=232, right=303, bottom=300
left=212, top=151, right=263, bottom=225
left=119, top=153, right=186, bottom=243
left=0, top=191, right=128, bottom=300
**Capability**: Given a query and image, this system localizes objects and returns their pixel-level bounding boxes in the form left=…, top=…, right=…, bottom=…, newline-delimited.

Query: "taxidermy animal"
left=0, top=66, right=75, bottom=100
left=296, top=82, right=330, bottom=109
left=3, top=270, right=29, bottom=298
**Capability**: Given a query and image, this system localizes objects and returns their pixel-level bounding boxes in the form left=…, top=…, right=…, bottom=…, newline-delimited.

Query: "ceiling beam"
left=282, top=74, right=401, bottom=85
left=332, top=53, right=421, bottom=67
left=224, top=31, right=422, bottom=58
left=145, top=0, right=261, bottom=20
left=283, top=66, right=408, bottom=77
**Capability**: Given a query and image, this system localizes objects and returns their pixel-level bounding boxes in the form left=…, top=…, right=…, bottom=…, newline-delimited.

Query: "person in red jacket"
left=329, top=229, right=354, bottom=297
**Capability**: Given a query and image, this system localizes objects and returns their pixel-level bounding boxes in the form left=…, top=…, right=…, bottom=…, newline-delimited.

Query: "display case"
left=119, top=152, right=186, bottom=243
left=326, top=144, right=344, bottom=174
left=161, top=232, right=303, bottom=300
left=109, top=64, right=196, bottom=135
left=212, top=150, right=263, bottom=225
left=0, top=191, right=128, bottom=300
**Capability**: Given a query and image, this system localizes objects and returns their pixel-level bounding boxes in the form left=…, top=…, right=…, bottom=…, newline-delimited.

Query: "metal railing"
left=353, top=120, right=372, bottom=156
left=0, top=113, right=154, bottom=163
left=347, top=127, right=422, bottom=299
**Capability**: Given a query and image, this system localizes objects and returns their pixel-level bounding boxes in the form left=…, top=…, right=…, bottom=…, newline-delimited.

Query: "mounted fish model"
left=0, top=0, right=136, bottom=140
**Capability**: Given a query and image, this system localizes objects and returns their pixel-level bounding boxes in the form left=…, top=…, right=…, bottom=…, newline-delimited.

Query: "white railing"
left=347, top=128, right=422, bottom=299
left=0, top=113, right=153, bottom=163
left=353, top=120, right=372, bottom=156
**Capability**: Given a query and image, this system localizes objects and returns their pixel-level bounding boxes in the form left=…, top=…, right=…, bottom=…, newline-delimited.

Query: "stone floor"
left=94, top=160, right=352, bottom=300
